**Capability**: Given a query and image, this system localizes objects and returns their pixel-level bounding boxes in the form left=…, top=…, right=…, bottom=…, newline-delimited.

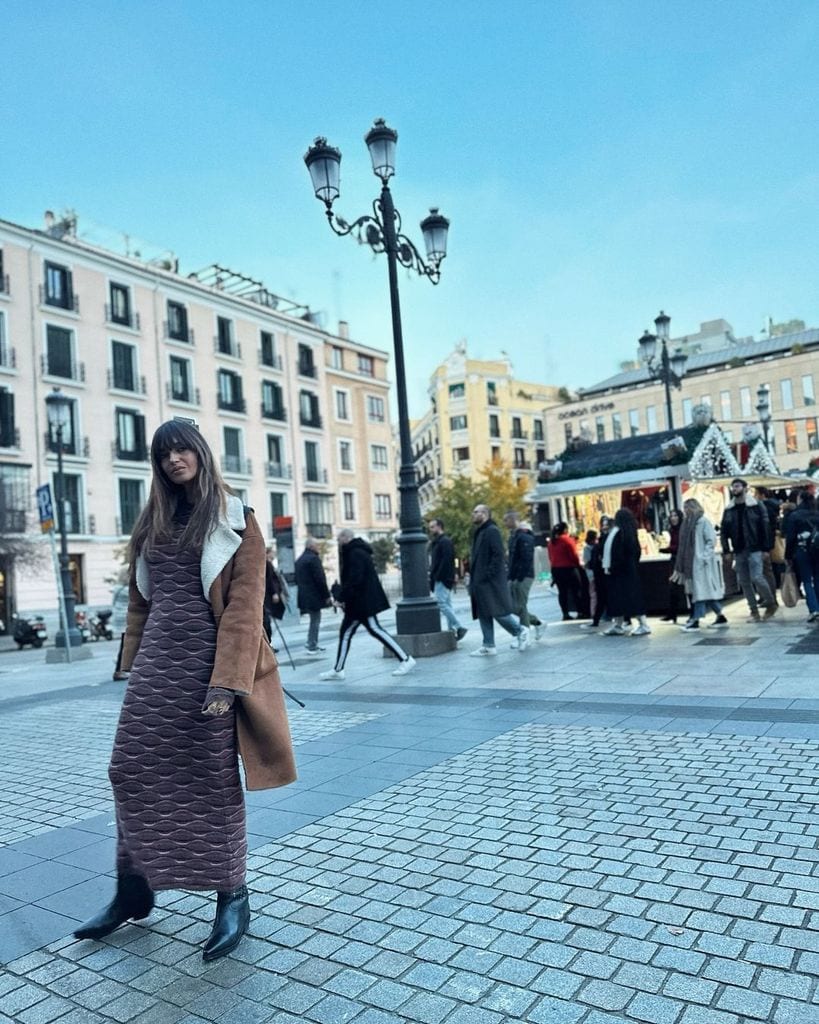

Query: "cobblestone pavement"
left=2, top=590, right=819, bottom=1023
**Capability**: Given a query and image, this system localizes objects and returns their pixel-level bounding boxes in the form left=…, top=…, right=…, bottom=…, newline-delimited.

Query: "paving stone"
left=716, top=985, right=774, bottom=1020
left=579, top=979, right=632, bottom=1012
left=627, top=991, right=685, bottom=1024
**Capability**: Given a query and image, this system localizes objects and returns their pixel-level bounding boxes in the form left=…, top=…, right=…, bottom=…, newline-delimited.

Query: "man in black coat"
left=468, top=505, right=528, bottom=656
left=428, top=518, right=467, bottom=641
left=503, top=511, right=543, bottom=639
left=720, top=477, right=776, bottom=621
left=320, top=529, right=415, bottom=680
left=294, top=538, right=331, bottom=656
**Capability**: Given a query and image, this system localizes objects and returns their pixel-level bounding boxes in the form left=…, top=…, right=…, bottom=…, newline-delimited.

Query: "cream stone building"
left=542, top=325, right=819, bottom=473
left=0, top=213, right=396, bottom=627
left=410, top=342, right=565, bottom=508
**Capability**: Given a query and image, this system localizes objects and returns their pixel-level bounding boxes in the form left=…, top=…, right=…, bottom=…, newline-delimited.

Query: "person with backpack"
left=784, top=490, right=819, bottom=621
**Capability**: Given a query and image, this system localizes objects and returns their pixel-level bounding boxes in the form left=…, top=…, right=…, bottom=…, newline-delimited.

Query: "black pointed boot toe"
left=202, top=885, right=250, bottom=961
left=74, top=873, right=155, bottom=941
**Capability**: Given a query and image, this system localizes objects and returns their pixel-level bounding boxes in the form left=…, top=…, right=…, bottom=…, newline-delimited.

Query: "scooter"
left=90, top=609, right=114, bottom=641
left=13, top=615, right=48, bottom=649
left=75, top=610, right=92, bottom=643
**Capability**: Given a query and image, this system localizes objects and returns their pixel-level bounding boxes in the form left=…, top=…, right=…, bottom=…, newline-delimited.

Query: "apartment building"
left=543, top=326, right=819, bottom=472
left=0, top=214, right=395, bottom=625
left=410, top=342, right=565, bottom=509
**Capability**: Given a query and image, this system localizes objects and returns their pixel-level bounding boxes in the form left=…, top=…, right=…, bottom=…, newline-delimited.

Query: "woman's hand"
left=203, top=698, right=231, bottom=716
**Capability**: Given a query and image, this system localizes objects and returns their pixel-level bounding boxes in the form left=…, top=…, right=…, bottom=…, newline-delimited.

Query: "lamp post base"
left=384, top=629, right=457, bottom=658
left=46, top=645, right=94, bottom=663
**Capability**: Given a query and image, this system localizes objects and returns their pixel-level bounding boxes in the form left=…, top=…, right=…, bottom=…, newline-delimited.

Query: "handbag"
left=781, top=569, right=800, bottom=608
left=771, top=532, right=786, bottom=564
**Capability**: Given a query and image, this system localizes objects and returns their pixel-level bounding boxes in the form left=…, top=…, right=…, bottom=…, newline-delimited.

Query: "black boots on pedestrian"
left=202, top=885, right=250, bottom=961
left=74, top=872, right=155, bottom=940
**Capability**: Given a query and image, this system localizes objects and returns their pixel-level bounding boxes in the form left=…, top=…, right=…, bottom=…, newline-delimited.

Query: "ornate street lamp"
left=305, top=119, right=451, bottom=648
left=638, top=310, right=688, bottom=429
left=756, top=384, right=772, bottom=449
left=45, top=387, right=85, bottom=657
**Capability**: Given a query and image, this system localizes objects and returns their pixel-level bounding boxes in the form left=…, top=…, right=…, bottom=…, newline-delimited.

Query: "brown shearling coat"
left=121, top=501, right=297, bottom=791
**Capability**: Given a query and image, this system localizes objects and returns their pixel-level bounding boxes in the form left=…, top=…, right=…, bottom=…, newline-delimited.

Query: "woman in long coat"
left=602, top=507, right=651, bottom=636
left=74, top=420, right=296, bottom=961
left=675, top=498, right=727, bottom=631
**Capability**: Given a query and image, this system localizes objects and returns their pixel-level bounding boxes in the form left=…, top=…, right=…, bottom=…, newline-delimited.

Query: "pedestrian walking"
left=547, top=522, right=585, bottom=620
left=581, top=529, right=598, bottom=623
left=428, top=517, right=468, bottom=640
left=602, top=507, right=652, bottom=636
left=320, top=529, right=415, bottom=680
left=503, top=511, right=543, bottom=639
left=720, top=477, right=776, bottom=621
left=658, top=510, right=688, bottom=623
left=468, top=504, right=528, bottom=656
left=674, top=498, right=728, bottom=631
left=784, top=490, right=819, bottom=621
left=294, top=537, right=331, bottom=655
left=74, top=419, right=296, bottom=961
left=581, top=515, right=612, bottom=630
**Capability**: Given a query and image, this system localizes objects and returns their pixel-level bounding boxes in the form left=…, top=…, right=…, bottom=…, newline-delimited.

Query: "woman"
left=74, top=421, right=297, bottom=961
left=659, top=510, right=687, bottom=623
left=547, top=522, right=584, bottom=620
left=602, top=508, right=651, bottom=636
left=581, top=515, right=611, bottom=629
left=674, top=498, right=727, bottom=630
left=784, top=490, right=819, bottom=621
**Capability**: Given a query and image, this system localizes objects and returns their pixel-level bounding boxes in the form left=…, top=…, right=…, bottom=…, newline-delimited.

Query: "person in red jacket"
left=547, top=522, right=584, bottom=620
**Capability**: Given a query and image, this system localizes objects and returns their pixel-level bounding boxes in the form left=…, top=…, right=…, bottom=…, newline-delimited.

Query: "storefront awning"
left=528, top=464, right=688, bottom=500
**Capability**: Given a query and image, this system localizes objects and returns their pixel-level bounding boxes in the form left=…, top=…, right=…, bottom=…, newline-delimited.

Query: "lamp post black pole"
left=53, top=423, right=82, bottom=650
left=659, top=341, right=675, bottom=431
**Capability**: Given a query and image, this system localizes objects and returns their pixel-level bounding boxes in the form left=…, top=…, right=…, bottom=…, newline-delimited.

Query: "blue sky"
left=5, top=1, right=819, bottom=416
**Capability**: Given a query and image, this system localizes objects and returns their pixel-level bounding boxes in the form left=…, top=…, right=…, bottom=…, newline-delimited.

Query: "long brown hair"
left=128, top=421, right=229, bottom=560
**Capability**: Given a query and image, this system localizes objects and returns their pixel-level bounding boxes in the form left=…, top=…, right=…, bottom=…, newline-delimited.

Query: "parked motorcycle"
left=13, top=615, right=48, bottom=649
left=75, top=610, right=92, bottom=643
left=90, top=609, right=114, bottom=641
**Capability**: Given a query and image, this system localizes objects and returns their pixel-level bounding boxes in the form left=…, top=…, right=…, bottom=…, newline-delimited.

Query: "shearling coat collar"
left=135, top=494, right=246, bottom=602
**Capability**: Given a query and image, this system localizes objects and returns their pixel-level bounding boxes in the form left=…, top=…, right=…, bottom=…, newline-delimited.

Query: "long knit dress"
left=109, top=523, right=247, bottom=892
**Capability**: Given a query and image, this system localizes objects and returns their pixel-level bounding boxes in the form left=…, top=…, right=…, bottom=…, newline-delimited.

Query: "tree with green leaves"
left=370, top=533, right=396, bottom=574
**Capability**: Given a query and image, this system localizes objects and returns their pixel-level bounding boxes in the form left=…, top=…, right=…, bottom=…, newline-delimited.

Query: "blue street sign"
left=37, top=483, right=55, bottom=532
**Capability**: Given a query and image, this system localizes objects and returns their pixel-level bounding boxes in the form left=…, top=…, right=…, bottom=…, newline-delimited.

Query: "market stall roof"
left=529, top=463, right=688, bottom=498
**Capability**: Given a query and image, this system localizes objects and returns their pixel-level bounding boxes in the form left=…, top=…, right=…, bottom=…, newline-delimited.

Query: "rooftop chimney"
left=338, top=320, right=350, bottom=339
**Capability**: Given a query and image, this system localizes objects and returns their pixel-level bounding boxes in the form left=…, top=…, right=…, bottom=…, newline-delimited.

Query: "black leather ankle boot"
left=74, top=872, right=155, bottom=940
left=202, top=885, right=250, bottom=961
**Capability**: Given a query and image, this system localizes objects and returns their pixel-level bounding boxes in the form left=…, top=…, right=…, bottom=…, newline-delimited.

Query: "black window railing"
left=40, top=284, right=79, bottom=312
left=164, top=321, right=194, bottom=344
left=266, top=462, right=293, bottom=480
left=105, top=304, right=140, bottom=330
left=299, top=413, right=323, bottom=429
left=303, top=466, right=328, bottom=484
left=217, top=394, right=246, bottom=414
left=305, top=522, right=332, bottom=539
left=221, top=455, right=252, bottom=475
left=261, top=404, right=287, bottom=421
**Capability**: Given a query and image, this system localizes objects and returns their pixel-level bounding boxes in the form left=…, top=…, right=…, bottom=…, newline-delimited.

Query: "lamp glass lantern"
left=45, top=387, right=71, bottom=434
left=420, top=208, right=450, bottom=263
left=364, top=119, right=398, bottom=182
left=638, top=330, right=657, bottom=364
left=670, top=349, right=688, bottom=380
left=654, top=310, right=671, bottom=342
left=304, top=137, right=342, bottom=206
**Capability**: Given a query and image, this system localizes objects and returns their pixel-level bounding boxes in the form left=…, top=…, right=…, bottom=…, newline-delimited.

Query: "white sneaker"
left=630, top=624, right=651, bottom=636
left=517, top=627, right=529, bottom=651
left=305, top=648, right=324, bottom=657
left=534, top=625, right=543, bottom=640
left=319, top=668, right=345, bottom=680
left=510, top=637, right=520, bottom=650
left=469, top=646, right=497, bottom=657
left=392, top=656, right=416, bottom=676
left=602, top=625, right=626, bottom=636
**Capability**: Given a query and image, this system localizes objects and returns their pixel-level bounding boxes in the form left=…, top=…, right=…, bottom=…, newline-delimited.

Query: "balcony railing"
left=298, top=361, right=317, bottom=378
left=222, top=455, right=252, bottom=475
left=214, top=336, right=242, bottom=359
left=513, top=459, right=532, bottom=471
left=41, top=355, right=85, bottom=382
left=266, top=461, right=293, bottom=480
left=305, top=522, right=332, bottom=539
left=111, top=441, right=149, bottom=462
left=164, top=321, right=195, bottom=344
left=39, top=285, right=79, bottom=313
left=107, top=370, right=147, bottom=394
left=44, top=432, right=90, bottom=458
left=259, top=350, right=283, bottom=371
left=487, top=394, right=499, bottom=406
left=299, top=414, right=323, bottom=429
left=303, top=467, right=328, bottom=484
left=261, top=404, right=287, bottom=421
left=166, top=382, right=201, bottom=405
left=217, top=395, right=247, bottom=414
left=511, top=429, right=529, bottom=440
left=0, top=509, right=27, bottom=533
left=0, top=346, right=16, bottom=370
left=105, top=305, right=141, bottom=330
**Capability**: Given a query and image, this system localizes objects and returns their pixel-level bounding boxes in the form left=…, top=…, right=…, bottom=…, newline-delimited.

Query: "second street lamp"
left=756, top=384, right=772, bottom=449
left=305, top=119, right=451, bottom=651
left=638, top=310, right=688, bottom=430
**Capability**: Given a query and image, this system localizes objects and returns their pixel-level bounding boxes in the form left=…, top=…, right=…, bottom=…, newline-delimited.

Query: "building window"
left=448, top=382, right=465, bottom=399
left=807, top=418, right=819, bottom=451
left=270, top=492, right=286, bottom=522
left=342, top=491, right=356, bottom=521
left=738, top=387, right=752, bottom=418
left=720, top=390, right=732, bottom=422
left=699, top=395, right=712, bottom=409
left=371, top=444, right=389, bottom=470
left=108, top=283, right=132, bottom=326
left=595, top=416, right=605, bottom=443
left=0, top=465, right=30, bottom=533
left=489, top=414, right=500, bottom=438
left=339, top=440, right=353, bottom=472
left=453, top=446, right=470, bottom=463
left=223, top=426, right=245, bottom=473
left=56, top=473, right=82, bottom=533
left=611, top=413, right=622, bottom=440
left=629, top=409, right=640, bottom=437
left=260, top=331, right=279, bottom=369
left=643, top=406, right=656, bottom=433
left=170, top=356, right=192, bottom=402
left=304, top=494, right=332, bottom=537
left=0, top=388, right=15, bottom=448
left=0, top=312, right=12, bottom=368
left=367, top=395, right=385, bottom=422
left=298, top=343, right=316, bottom=377
left=564, top=422, right=573, bottom=445
left=335, top=389, right=350, bottom=421
left=261, top=380, right=285, bottom=420
left=45, top=325, right=75, bottom=379
left=111, top=341, right=136, bottom=392
left=216, top=316, right=235, bottom=356
left=780, top=379, right=794, bottom=410
left=579, top=419, right=591, bottom=440
left=491, top=445, right=501, bottom=461
left=331, top=346, right=344, bottom=370
left=513, top=448, right=527, bottom=469
left=374, top=494, right=392, bottom=520
left=511, top=417, right=525, bottom=439
left=785, top=420, right=798, bottom=454
left=44, top=262, right=74, bottom=310
left=536, top=447, right=546, bottom=464
left=533, top=420, right=544, bottom=441
left=450, top=415, right=468, bottom=431
left=267, top=435, right=287, bottom=477
left=682, top=398, right=693, bottom=424
left=167, top=300, right=190, bottom=342
left=115, top=409, right=147, bottom=461
left=217, top=369, right=245, bottom=412
left=299, top=390, right=322, bottom=428
left=357, top=354, right=374, bottom=377
left=119, top=479, right=144, bottom=534
left=305, top=440, right=321, bottom=482
left=802, top=374, right=815, bottom=406
left=487, top=381, right=498, bottom=406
